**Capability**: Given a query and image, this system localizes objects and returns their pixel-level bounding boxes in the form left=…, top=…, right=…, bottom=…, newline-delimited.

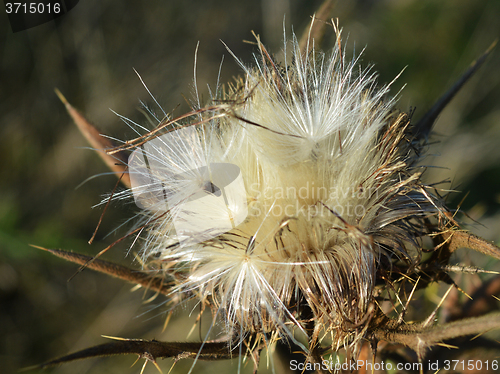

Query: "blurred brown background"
left=1, top=0, right=499, bottom=373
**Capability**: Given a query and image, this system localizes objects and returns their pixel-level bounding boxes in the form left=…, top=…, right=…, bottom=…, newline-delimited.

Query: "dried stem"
left=32, top=245, right=170, bottom=295
left=443, top=230, right=500, bottom=260
left=372, top=312, right=500, bottom=360
left=29, top=338, right=231, bottom=370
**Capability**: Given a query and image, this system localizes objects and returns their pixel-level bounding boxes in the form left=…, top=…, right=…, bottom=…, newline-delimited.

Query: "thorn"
left=55, top=88, right=131, bottom=187
left=152, top=360, right=164, bottom=374
left=18, top=364, right=38, bottom=373
left=54, top=87, right=68, bottom=105
left=131, top=355, right=142, bottom=367
left=162, top=311, right=173, bottom=333
left=442, top=264, right=500, bottom=275
left=101, top=335, right=129, bottom=341
left=140, top=360, right=148, bottom=374
left=456, top=286, right=473, bottom=301
left=423, top=284, right=454, bottom=327
left=414, top=40, right=497, bottom=139
left=470, top=330, right=488, bottom=340
left=435, top=342, right=458, bottom=349
left=31, top=245, right=170, bottom=295
left=398, top=277, right=420, bottom=324
left=167, top=360, right=177, bottom=374
left=298, top=0, right=335, bottom=54
left=187, top=321, right=198, bottom=340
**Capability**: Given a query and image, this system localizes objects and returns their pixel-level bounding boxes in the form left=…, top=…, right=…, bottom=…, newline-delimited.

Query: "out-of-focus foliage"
left=1, top=0, right=499, bottom=373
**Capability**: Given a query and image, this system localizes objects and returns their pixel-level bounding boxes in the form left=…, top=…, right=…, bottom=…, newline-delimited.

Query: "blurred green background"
left=1, top=0, right=499, bottom=373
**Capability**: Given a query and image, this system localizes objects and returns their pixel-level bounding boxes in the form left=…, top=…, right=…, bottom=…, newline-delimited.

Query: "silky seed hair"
left=109, top=22, right=447, bottom=356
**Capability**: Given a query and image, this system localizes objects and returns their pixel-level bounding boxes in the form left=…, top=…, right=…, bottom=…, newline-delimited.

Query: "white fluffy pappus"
left=110, top=26, right=446, bottom=358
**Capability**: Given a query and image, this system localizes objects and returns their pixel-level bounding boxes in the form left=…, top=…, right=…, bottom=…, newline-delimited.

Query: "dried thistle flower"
left=34, top=10, right=500, bottom=374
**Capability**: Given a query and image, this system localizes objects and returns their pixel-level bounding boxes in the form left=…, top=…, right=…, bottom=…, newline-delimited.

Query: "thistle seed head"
left=118, top=25, right=446, bottom=353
